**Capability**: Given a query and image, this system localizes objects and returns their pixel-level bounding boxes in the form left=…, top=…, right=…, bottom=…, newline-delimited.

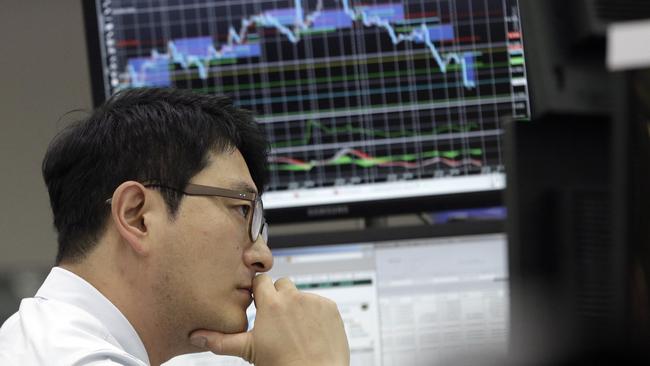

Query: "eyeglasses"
left=146, top=183, right=268, bottom=245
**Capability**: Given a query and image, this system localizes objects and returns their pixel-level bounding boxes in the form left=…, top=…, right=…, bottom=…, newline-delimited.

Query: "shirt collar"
left=35, top=267, right=150, bottom=365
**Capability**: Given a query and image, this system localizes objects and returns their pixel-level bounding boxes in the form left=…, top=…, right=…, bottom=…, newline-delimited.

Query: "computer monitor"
left=162, top=222, right=507, bottom=366
left=506, top=0, right=650, bottom=363
left=82, top=0, right=531, bottom=222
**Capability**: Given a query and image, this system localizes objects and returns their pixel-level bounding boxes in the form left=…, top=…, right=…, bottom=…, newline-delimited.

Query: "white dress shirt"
left=0, top=267, right=149, bottom=366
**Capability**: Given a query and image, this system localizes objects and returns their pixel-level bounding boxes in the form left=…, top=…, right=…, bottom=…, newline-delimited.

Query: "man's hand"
left=189, top=274, right=350, bottom=366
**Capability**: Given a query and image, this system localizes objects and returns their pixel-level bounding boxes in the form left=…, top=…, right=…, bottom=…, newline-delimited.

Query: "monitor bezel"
left=269, top=219, right=505, bottom=249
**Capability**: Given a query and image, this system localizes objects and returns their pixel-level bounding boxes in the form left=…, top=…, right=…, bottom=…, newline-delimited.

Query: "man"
left=0, top=88, right=349, bottom=366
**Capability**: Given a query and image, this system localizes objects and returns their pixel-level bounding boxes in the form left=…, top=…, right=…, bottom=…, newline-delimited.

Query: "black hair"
left=42, top=88, right=269, bottom=264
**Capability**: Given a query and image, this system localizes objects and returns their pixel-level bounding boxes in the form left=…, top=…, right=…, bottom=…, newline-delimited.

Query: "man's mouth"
left=237, top=287, right=252, bottom=295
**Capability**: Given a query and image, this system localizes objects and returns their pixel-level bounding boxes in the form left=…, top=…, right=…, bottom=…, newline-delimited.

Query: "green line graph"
left=270, top=147, right=484, bottom=171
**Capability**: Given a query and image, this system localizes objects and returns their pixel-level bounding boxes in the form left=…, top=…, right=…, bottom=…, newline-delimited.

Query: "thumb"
left=190, top=330, right=254, bottom=362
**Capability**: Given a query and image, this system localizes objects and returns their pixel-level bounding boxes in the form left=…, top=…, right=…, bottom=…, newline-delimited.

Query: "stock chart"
left=95, top=0, right=529, bottom=208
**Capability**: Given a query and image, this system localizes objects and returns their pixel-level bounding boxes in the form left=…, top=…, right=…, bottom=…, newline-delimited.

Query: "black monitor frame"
left=266, top=189, right=503, bottom=223
left=269, top=218, right=504, bottom=249
left=82, top=0, right=108, bottom=109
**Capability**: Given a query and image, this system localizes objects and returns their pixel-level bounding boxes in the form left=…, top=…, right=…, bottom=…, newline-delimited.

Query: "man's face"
left=150, top=148, right=273, bottom=338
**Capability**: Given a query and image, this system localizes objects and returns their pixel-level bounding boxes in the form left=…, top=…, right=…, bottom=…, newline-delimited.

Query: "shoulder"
left=0, top=297, right=147, bottom=366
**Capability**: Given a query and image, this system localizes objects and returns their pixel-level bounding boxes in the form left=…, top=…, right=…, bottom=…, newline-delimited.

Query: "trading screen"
left=163, top=233, right=508, bottom=366
left=92, top=0, right=529, bottom=209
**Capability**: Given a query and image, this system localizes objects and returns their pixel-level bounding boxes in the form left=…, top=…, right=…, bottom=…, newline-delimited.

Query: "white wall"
left=0, top=0, right=92, bottom=269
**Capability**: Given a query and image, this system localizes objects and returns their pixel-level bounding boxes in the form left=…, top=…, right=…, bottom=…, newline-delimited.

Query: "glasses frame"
left=145, top=183, right=267, bottom=244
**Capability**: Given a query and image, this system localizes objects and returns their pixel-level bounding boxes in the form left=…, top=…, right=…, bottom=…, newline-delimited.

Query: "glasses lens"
left=261, top=222, right=268, bottom=244
left=251, top=199, right=263, bottom=241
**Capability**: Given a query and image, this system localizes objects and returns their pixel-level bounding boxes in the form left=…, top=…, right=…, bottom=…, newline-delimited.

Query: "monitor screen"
left=164, top=229, right=508, bottom=365
left=84, top=0, right=530, bottom=215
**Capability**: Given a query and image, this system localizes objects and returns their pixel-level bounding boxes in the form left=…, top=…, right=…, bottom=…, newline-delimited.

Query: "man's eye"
left=237, top=205, right=251, bottom=218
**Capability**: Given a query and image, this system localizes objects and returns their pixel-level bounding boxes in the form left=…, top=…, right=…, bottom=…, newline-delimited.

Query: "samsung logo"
left=307, top=205, right=350, bottom=217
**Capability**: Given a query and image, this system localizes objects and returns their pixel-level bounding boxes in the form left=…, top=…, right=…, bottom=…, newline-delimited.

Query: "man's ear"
left=110, top=181, right=158, bottom=256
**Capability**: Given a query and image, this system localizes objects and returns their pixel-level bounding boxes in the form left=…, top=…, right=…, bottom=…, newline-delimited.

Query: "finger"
left=274, top=277, right=298, bottom=292
left=252, top=274, right=275, bottom=306
left=190, top=330, right=254, bottom=363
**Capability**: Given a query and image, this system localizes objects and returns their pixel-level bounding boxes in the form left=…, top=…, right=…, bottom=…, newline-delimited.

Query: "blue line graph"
left=126, top=0, right=477, bottom=89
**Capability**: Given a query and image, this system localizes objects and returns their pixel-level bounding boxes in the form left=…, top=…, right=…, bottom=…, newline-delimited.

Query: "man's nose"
left=244, top=235, right=273, bottom=272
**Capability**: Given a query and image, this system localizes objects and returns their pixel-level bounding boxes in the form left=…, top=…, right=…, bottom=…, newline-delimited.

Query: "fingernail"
left=190, top=336, right=207, bottom=348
